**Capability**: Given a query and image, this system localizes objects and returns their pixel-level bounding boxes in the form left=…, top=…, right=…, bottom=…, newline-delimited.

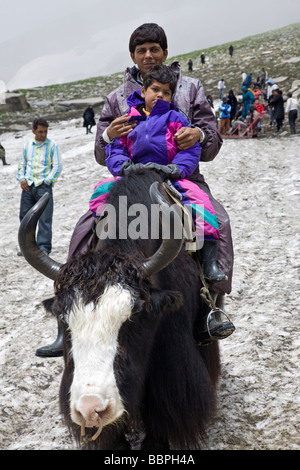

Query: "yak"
left=19, top=169, right=221, bottom=450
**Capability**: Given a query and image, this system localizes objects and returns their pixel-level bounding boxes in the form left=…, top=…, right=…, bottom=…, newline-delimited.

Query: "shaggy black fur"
left=47, top=169, right=221, bottom=450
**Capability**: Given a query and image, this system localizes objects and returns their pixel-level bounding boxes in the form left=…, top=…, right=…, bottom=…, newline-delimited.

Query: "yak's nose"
left=75, top=394, right=109, bottom=427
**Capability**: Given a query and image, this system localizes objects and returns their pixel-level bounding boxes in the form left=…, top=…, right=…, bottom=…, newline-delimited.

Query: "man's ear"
left=130, top=52, right=136, bottom=64
left=162, top=49, right=168, bottom=62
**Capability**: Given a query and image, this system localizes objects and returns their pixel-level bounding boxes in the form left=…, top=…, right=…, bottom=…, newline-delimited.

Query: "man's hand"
left=106, top=115, right=137, bottom=140
left=174, top=127, right=201, bottom=150
left=20, top=180, right=30, bottom=191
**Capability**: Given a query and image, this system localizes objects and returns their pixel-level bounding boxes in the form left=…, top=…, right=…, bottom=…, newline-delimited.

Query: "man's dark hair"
left=129, top=23, right=168, bottom=54
left=33, top=118, right=49, bottom=130
left=143, top=65, right=177, bottom=95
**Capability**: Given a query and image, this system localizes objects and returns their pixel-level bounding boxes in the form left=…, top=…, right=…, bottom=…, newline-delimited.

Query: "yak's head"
left=18, top=179, right=185, bottom=441
left=47, top=249, right=183, bottom=441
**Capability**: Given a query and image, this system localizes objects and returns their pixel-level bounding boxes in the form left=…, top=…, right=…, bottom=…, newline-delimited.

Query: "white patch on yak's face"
left=68, top=284, right=133, bottom=429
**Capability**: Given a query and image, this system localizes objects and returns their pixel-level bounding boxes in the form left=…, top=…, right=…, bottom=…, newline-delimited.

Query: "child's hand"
left=107, top=115, right=137, bottom=140
left=174, top=127, right=200, bottom=150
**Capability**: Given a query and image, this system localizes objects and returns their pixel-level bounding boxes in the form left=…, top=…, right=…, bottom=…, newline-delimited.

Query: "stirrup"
left=197, top=307, right=235, bottom=346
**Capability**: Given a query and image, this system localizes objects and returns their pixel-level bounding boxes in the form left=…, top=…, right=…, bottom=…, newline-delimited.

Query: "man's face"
left=141, top=80, right=172, bottom=112
left=131, top=42, right=168, bottom=77
left=33, top=125, right=48, bottom=142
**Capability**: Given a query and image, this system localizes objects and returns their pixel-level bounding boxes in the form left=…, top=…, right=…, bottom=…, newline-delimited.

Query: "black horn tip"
left=18, top=193, right=62, bottom=281
left=142, top=181, right=183, bottom=278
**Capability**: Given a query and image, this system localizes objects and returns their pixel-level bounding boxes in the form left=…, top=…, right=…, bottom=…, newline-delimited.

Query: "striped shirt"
left=17, top=137, right=62, bottom=186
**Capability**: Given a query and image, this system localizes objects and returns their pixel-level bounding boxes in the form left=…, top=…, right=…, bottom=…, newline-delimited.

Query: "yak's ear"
left=150, top=289, right=183, bottom=314
left=42, top=297, right=56, bottom=313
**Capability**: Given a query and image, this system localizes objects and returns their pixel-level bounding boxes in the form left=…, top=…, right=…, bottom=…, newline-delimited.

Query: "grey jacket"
left=94, top=62, right=222, bottom=166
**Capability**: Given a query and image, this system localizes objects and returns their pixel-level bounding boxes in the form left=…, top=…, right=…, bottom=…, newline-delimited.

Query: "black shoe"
left=201, top=240, right=228, bottom=283
left=17, top=251, right=23, bottom=256
left=35, top=339, right=63, bottom=357
left=197, top=308, right=235, bottom=345
left=35, top=322, right=63, bottom=357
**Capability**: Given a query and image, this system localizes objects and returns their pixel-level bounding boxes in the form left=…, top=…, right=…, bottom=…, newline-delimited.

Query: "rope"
left=195, top=255, right=217, bottom=310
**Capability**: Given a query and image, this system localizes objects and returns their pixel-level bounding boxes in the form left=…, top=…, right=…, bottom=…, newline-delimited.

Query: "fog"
left=1, top=0, right=299, bottom=89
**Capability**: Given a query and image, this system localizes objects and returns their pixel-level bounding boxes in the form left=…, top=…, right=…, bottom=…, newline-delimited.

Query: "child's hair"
left=143, top=65, right=177, bottom=95
left=129, top=23, right=168, bottom=54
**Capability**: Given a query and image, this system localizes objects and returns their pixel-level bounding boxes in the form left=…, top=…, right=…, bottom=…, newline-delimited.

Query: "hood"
left=267, top=78, right=274, bottom=85
left=127, top=89, right=145, bottom=108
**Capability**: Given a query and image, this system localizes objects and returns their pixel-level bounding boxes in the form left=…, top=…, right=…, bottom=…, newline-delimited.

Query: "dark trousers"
left=276, top=118, right=284, bottom=132
left=288, top=109, right=298, bottom=134
left=19, top=183, right=53, bottom=253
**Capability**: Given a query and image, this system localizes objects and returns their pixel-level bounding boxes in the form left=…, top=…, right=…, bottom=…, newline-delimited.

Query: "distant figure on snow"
left=219, top=97, right=231, bottom=135
left=260, top=68, right=267, bottom=89
left=242, top=73, right=252, bottom=88
left=241, top=85, right=255, bottom=120
left=188, top=58, right=193, bottom=71
left=200, top=53, right=205, bottom=64
left=269, top=88, right=284, bottom=132
left=83, top=105, right=96, bottom=134
left=217, top=78, right=226, bottom=99
left=285, top=92, right=298, bottom=134
left=206, top=94, right=215, bottom=116
left=229, top=45, right=234, bottom=57
left=0, top=142, right=9, bottom=165
left=227, top=89, right=237, bottom=121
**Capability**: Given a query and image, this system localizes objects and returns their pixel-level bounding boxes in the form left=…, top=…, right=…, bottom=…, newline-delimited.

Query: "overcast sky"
left=1, top=0, right=300, bottom=89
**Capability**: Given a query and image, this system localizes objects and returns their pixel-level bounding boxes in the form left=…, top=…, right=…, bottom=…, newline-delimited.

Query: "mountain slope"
left=1, top=23, right=299, bottom=133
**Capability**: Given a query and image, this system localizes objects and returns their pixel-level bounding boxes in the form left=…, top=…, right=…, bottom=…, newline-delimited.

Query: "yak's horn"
left=142, top=181, right=183, bottom=278
left=18, top=193, right=62, bottom=280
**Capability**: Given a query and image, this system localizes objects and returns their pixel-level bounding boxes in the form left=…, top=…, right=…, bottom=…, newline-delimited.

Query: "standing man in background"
left=17, top=118, right=62, bottom=256
left=217, top=78, right=226, bottom=99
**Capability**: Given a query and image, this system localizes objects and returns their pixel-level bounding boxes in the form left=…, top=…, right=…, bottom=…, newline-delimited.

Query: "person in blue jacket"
left=241, top=85, right=255, bottom=120
left=218, top=97, right=231, bottom=135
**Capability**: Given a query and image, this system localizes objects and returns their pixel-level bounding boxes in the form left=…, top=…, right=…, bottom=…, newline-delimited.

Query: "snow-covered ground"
left=0, top=119, right=299, bottom=449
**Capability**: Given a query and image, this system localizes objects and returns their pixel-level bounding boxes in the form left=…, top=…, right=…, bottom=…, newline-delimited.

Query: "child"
left=218, top=96, right=231, bottom=135
left=90, top=65, right=235, bottom=341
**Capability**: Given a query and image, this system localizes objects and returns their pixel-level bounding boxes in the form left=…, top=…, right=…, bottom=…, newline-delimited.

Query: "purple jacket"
left=105, top=91, right=201, bottom=178
left=95, top=62, right=222, bottom=166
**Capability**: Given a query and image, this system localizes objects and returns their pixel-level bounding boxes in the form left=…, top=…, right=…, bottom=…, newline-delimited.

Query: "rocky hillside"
left=0, top=22, right=299, bottom=134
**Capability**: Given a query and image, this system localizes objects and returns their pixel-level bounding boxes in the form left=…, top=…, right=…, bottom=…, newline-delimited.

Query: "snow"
left=0, top=119, right=299, bottom=449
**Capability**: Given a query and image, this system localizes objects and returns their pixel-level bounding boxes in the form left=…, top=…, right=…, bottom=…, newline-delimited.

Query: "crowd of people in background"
left=219, top=71, right=298, bottom=136
left=186, top=54, right=298, bottom=137
left=212, top=70, right=298, bottom=136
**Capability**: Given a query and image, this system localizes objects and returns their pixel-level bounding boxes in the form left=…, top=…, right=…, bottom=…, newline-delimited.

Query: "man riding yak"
left=29, top=23, right=235, bottom=357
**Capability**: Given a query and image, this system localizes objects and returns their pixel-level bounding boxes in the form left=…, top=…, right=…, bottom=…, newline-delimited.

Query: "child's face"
left=141, top=80, right=172, bottom=112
